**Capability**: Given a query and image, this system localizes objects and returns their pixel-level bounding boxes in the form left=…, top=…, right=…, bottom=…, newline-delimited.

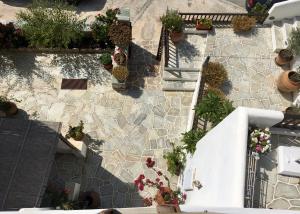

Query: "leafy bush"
left=160, top=10, right=183, bottom=33
left=17, top=0, right=85, bottom=48
left=202, top=62, right=228, bottom=88
left=108, top=22, right=132, bottom=46
left=0, top=23, right=27, bottom=48
left=163, top=143, right=186, bottom=176
left=66, top=120, right=84, bottom=141
left=91, top=8, right=119, bottom=44
left=195, top=18, right=213, bottom=28
left=231, top=16, right=256, bottom=33
left=195, top=90, right=235, bottom=127
left=288, top=28, right=300, bottom=55
left=203, top=86, right=225, bottom=99
left=0, top=96, right=11, bottom=112
left=182, top=129, right=206, bottom=154
left=100, top=53, right=112, bottom=65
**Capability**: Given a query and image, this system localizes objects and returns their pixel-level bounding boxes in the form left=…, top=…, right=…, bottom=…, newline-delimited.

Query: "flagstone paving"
left=204, top=28, right=293, bottom=111
left=254, top=135, right=300, bottom=211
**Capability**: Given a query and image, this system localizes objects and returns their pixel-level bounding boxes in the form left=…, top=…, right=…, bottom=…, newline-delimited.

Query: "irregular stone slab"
left=268, top=198, right=290, bottom=209
left=290, top=199, right=300, bottom=206
left=275, top=182, right=300, bottom=199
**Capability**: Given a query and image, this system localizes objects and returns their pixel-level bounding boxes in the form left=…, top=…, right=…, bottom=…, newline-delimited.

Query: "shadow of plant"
left=176, top=39, right=200, bottom=62
left=52, top=54, right=112, bottom=85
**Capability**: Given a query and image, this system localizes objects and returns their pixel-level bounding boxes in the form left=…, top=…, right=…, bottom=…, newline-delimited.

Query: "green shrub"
left=289, top=28, right=300, bottom=55
left=17, top=0, right=85, bottom=48
left=160, top=10, right=183, bottom=33
left=202, top=62, right=228, bottom=88
left=91, top=8, right=119, bottom=44
left=66, top=120, right=84, bottom=141
left=195, top=90, right=235, bottom=127
left=100, top=53, right=112, bottom=65
left=163, top=143, right=186, bottom=176
left=182, top=129, right=206, bottom=154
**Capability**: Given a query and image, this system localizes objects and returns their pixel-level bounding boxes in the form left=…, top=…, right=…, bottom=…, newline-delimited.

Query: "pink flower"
left=134, top=179, right=140, bottom=186
left=139, top=174, right=145, bottom=180
left=256, top=145, right=262, bottom=153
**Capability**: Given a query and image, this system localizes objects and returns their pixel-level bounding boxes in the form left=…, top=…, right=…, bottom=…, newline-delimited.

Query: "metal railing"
left=179, top=12, right=268, bottom=25
left=156, top=26, right=164, bottom=61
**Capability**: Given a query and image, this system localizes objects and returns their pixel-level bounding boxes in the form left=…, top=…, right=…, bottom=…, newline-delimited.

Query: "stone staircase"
left=271, top=16, right=300, bottom=52
left=162, top=29, right=207, bottom=91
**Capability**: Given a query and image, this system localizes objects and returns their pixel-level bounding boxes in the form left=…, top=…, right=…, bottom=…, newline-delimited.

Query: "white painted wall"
left=264, top=0, right=300, bottom=24
left=180, top=107, right=283, bottom=208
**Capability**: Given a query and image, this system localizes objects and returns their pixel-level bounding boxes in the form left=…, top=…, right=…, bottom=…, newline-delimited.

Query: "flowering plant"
left=249, top=128, right=271, bottom=159
left=134, top=157, right=186, bottom=207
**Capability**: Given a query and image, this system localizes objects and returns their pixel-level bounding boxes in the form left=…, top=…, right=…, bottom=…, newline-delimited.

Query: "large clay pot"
left=277, top=71, right=300, bottom=92
left=103, top=63, right=113, bottom=71
left=275, top=49, right=294, bottom=66
left=170, top=31, right=184, bottom=43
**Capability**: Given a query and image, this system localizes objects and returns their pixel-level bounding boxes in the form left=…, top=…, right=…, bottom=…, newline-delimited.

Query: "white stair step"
left=162, top=80, right=196, bottom=91
left=282, top=21, right=294, bottom=48
left=163, top=70, right=199, bottom=81
left=271, top=21, right=285, bottom=52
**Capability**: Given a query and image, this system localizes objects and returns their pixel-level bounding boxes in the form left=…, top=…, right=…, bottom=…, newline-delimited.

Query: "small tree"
left=17, top=0, right=86, bottom=48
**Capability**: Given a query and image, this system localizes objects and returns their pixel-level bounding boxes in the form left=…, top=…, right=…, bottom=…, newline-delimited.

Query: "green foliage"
left=289, top=28, right=300, bottom=55
left=163, top=143, right=186, bottom=176
left=100, top=53, right=112, bottom=65
left=0, top=96, right=11, bottom=112
left=196, top=18, right=213, bottom=28
left=195, top=90, right=235, bottom=127
left=17, top=0, right=86, bottom=48
left=160, top=10, right=183, bottom=33
left=91, top=8, right=119, bottom=43
left=250, top=0, right=271, bottom=15
left=66, top=120, right=84, bottom=140
left=202, top=62, right=228, bottom=88
left=182, top=129, right=206, bottom=154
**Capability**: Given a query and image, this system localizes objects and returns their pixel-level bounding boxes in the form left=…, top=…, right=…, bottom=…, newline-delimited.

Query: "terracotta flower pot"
left=170, top=31, right=184, bottom=43
left=155, top=187, right=172, bottom=205
left=277, top=71, right=300, bottom=92
left=275, top=49, right=294, bottom=66
left=195, top=20, right=212, bottom=30
left=103, top=63, right=113, bottom=71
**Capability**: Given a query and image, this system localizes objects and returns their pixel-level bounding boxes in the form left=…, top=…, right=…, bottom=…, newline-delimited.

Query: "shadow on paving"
left=76, top=0, right=107, bottom=12
left=0, top=52, right=55, bottom=89
left=53, top=54, right=112, bottom=85
left=44, top=136, right=143, bottom=208
left=124, top=43, right=159, bottom=90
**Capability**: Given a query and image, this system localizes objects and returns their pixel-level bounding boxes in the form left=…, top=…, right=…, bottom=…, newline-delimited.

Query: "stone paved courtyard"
left=204, top=27, right=293, bottom=111
left=254, top=134, right=300, bottom=211
left=0, top=48, right=192, bottom=208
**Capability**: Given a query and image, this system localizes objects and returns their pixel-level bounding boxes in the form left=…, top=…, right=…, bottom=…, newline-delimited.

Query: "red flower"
left=146, top=157, right=155, bottom=168
left=134, top=179, right=139, bottom=186
left=171, top=198, right=179, bottom=205
left=139, top=174, right=145, bottom=180
left=157, top=171, right=163, bottom=176
left=139, top=183, right=144, bottom=191
left=143, top=197, right=153, bottom=206
left=183, top=193, right=187, bottom=200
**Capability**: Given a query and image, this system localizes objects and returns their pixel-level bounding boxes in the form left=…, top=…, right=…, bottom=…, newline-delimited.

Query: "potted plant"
left=65, top=120, right=84, bottom=141
left=163, top=143, right=186, bottom=176
left=277, top=67, right=300, bottom=92
left=0, top=96, right=18, bottom=116
left=231, top=16, right=256, bottom=33
left=195, top=18, right=213, bottom=30
left=134, top=157, right=186, bottom=208
left=288, top=28, right=300, bottom=56
left=160, top=10, right=184, bottom=43
left=112, top=66, right=129, bottom=82
left=113, top=47, right=127, bottom=66
left=100, top=53, right=113, bottom=70
left=108, top=22, right=132, bottom=47
left=275, top=49, right=294, bottom=66
left=249, top=128, right=271, bottom=160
